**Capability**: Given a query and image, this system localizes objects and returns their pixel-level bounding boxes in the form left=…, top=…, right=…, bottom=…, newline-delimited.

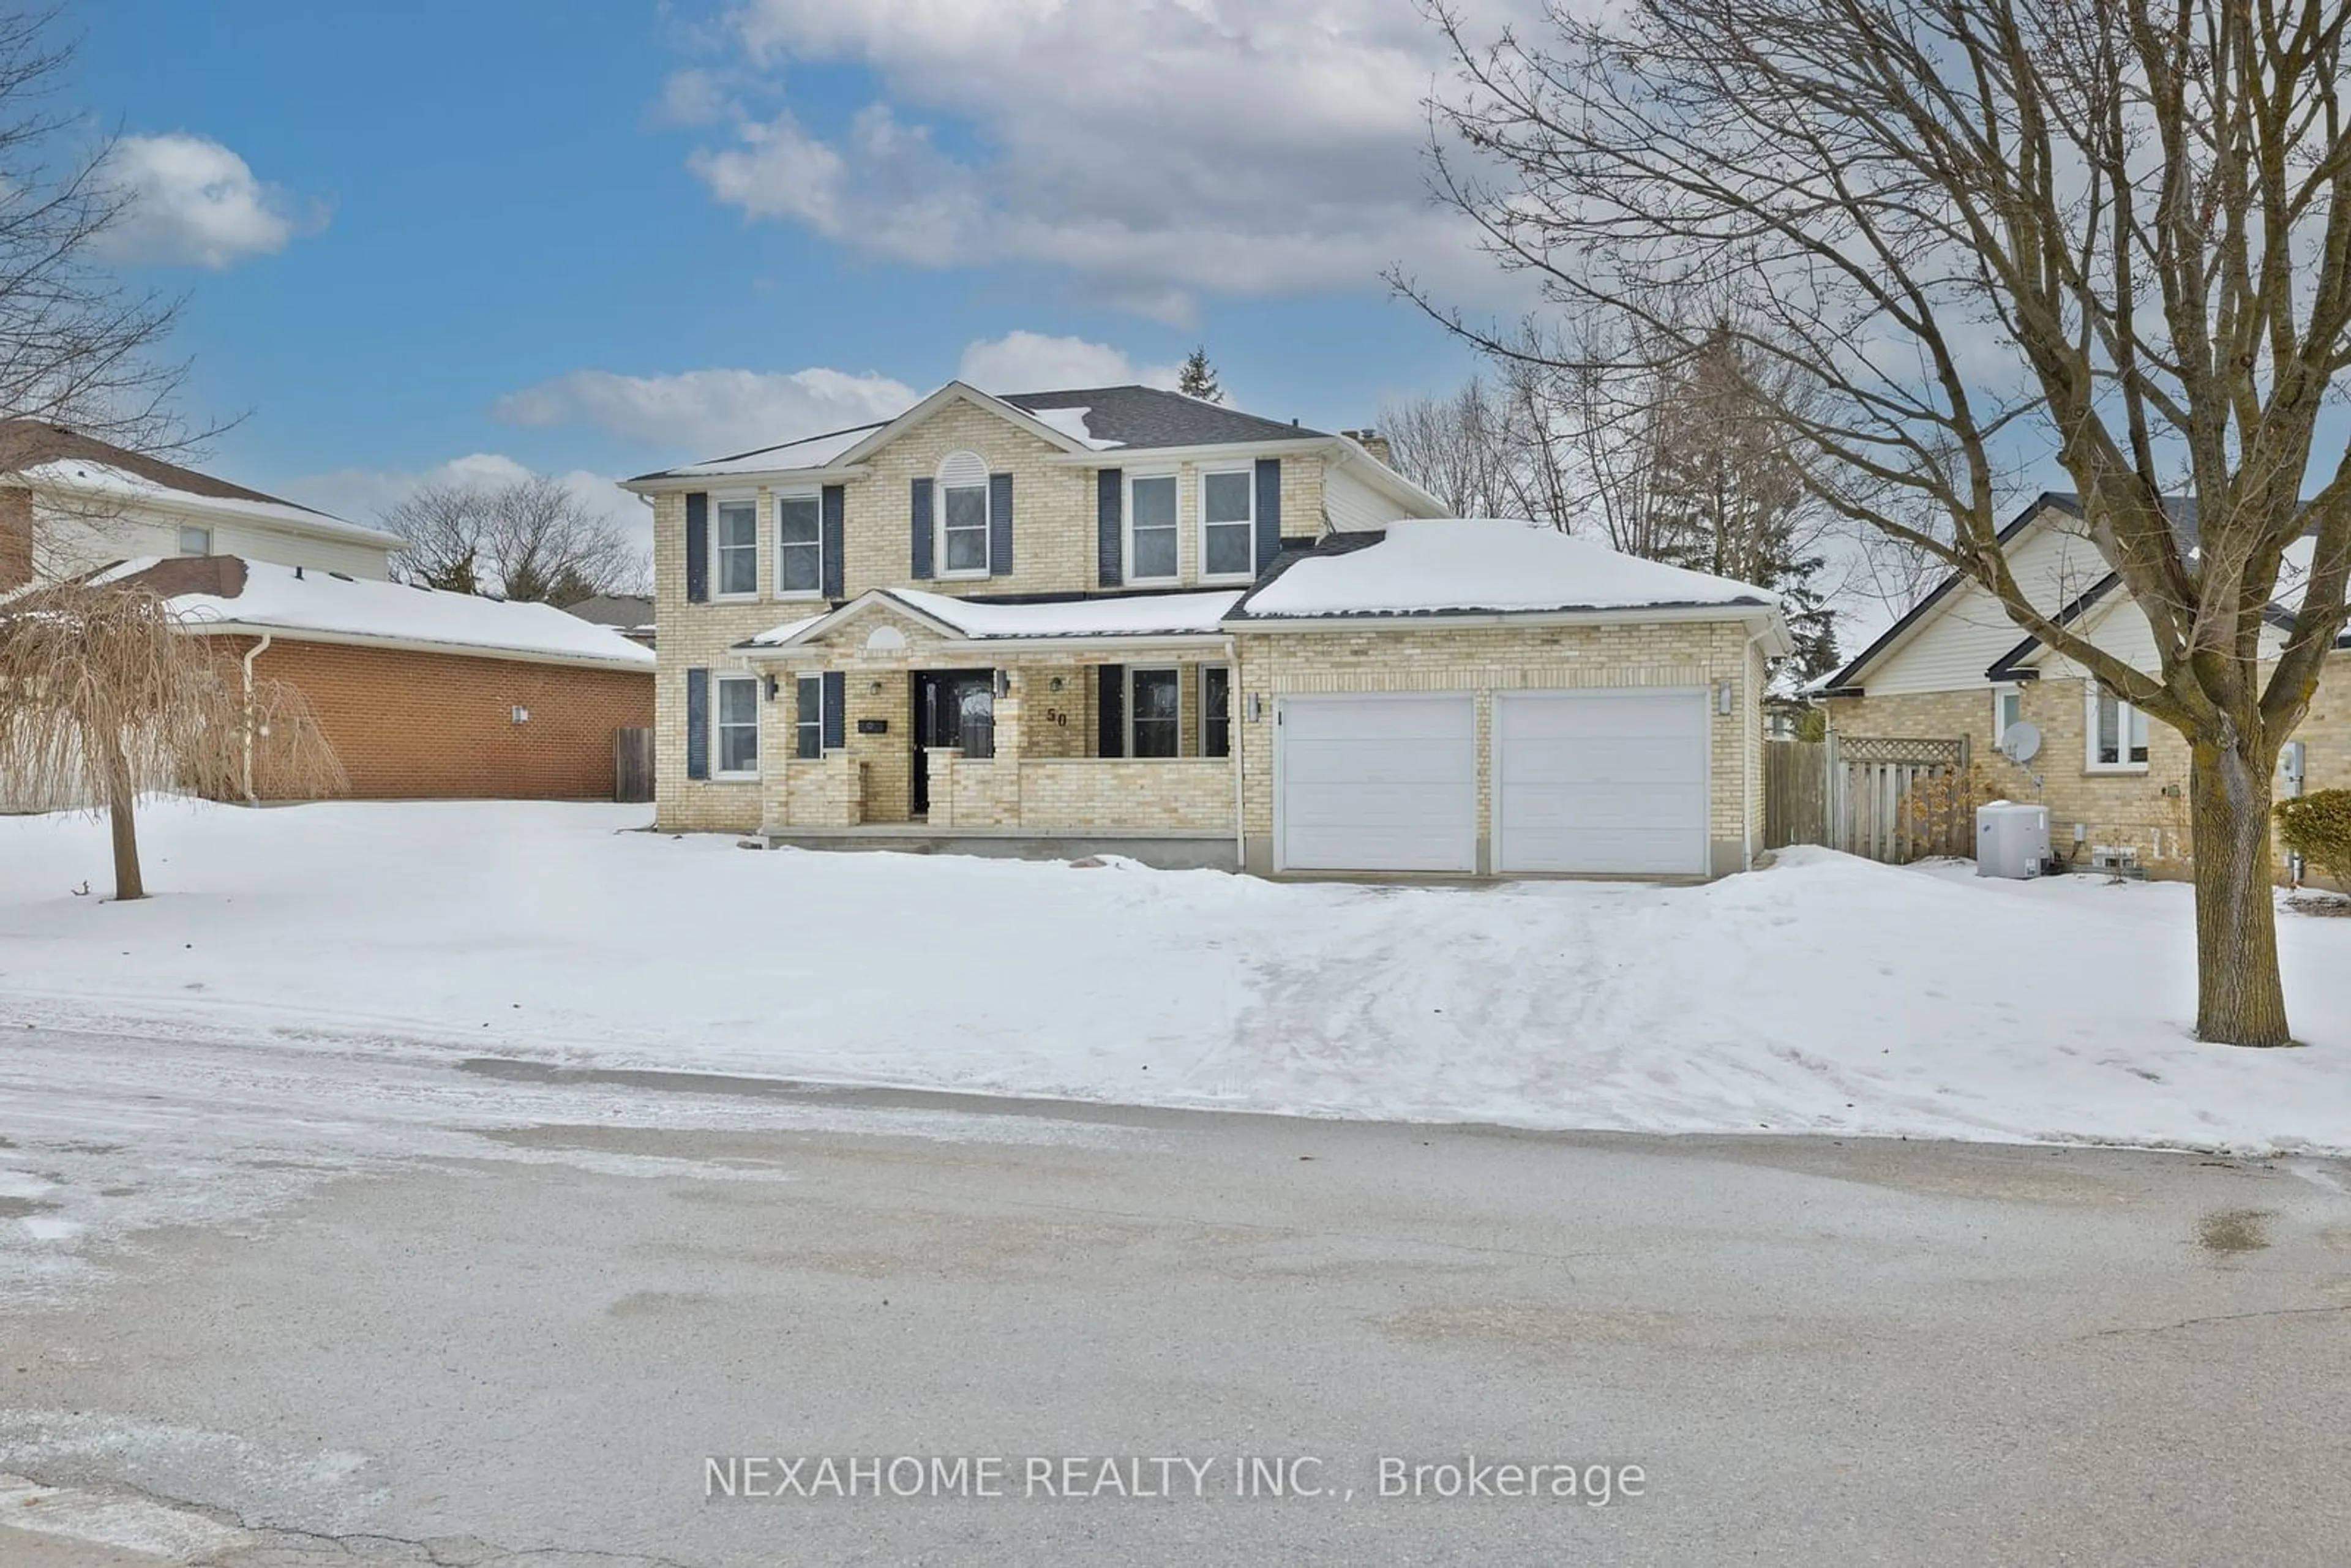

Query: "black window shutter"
left=988, top=472, right=1014, bottom=576
left=1097, top=663, right=1124, bottom=758
left=685, top=667, right=710, bottom=779
left=820, top=484, right=846, bottom=600
left=1097, top=468, right=1123, bottom=587
left=822, top=670, right=846, bottom=751
left=684, top=492, right=709, bottom=603
left=1253, top=459, right=1282, bottom=576
left=910, top=478, right=934, bottom=579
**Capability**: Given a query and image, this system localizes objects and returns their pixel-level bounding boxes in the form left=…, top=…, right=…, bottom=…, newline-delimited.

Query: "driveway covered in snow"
left=0, top=1021, right=2347, bottom=1566
left=2, top=800, right=2350, bottom=1155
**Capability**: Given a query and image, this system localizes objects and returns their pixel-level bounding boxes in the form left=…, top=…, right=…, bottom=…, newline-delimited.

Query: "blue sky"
left=65, top=1, right=1488, bottom=536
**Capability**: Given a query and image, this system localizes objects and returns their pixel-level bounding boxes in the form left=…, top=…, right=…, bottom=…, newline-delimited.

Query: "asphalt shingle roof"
left=999, top=386, right=1327, bottom=449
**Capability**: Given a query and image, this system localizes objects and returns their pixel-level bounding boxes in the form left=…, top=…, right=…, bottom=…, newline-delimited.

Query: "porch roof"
left=738, top=586, right=1243, bottom=658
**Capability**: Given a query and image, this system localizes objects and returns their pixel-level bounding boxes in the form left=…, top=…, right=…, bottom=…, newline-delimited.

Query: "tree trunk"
left=102, top=739, right=143, bottom=902
left=2189, top=733, right=2289, bottom=1046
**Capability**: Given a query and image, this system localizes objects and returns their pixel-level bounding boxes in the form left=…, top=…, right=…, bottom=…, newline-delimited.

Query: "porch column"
left=996, top=675, right=1026, bottom=823
left=994, top=675, right=1024, bottom=764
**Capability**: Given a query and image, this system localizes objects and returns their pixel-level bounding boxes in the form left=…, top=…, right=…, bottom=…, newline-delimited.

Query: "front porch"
left=738, top=587, right=1243, bottom=864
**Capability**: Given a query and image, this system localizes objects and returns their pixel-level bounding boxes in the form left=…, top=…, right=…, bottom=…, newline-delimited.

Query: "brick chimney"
left=1341, top=428, right=1395, bottom=468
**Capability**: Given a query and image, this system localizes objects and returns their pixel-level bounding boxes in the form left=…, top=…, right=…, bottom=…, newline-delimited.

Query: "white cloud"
left=96, top=133, right=310, bottom=269
left=680, top=0, right=1518, bottom=320
left=281, top=455, right=653, bottom=567
left=955, top=331, right=1177, bottom=393
left=653, top=67, right=740, bottom=127
left=490, top=366, right=917, bottom=457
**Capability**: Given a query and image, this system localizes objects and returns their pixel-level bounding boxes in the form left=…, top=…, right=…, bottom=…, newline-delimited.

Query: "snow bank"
left=1, top=803, right=2347, bottom=1155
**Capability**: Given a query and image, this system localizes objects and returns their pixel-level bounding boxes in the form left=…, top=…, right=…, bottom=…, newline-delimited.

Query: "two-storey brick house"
left=624, top=381, right=1787, bottom=879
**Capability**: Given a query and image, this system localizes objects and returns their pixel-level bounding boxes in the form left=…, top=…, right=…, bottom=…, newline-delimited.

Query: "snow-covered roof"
left=1232, top=519, right=1780, bottom=621
left=21, top=459, right=404, bottom=548
left=625, top=381, right=1352, bottom=489
left=894, top=587, right=1240, bottom=637
left=107, top=557, right=656, bottom=669
left=748, top=611, right=831, bottom=647
left=1019, top=406, right=1123, bottom=451
left=661, top=422, right=887, bottom=479
left=744, top=587, right=1243, bottom=650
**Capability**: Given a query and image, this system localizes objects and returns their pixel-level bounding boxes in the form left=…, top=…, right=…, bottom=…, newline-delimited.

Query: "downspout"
left=240, top=632, right=271, bottom=805
left=1742, top=624, right=1770, bottom=871
left=1225, top=636, right=1246, bottom=872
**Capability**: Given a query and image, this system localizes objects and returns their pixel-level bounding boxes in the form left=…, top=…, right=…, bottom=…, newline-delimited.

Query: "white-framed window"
left=936, top=451, right=991, bottom=576
left=176, top=525, right=211, bottom=557
left=793, top=674, right=823, bottom=760
left=1201, top=665, right=1231, bottom=759
left=776, top=493, right=822, bottom=598
left=714, top=675, right=760, bottom=777
left=1993, top=686, right=2023, bottom=745
left=1199, top=468, right=1256, bottom=580
left=713, top=495, right=759, bottom=598
left=1127, top=473, right=1179, bottom=582
left=2087, top=685, right=2150, bottom=771
left=1127, top=667, right=1181, bottom=758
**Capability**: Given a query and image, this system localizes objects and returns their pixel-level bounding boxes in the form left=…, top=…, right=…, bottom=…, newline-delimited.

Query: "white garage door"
left=1278, top=694, right=1476, bottom=872
left=1494, top=689, right=1709, bottom=875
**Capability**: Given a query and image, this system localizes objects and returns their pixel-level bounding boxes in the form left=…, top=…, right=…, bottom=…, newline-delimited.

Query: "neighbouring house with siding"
left=1817, top=491, right=2351, bottom=877
left=0, top=421, right=404, bottom=587
left=623, top=380, right=1787, bottom=880
left=0, top=427, right=653, bottom=807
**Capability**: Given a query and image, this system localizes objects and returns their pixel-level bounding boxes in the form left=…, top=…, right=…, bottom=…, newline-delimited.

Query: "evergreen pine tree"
left=1177, top=346, right=1223, bottom=403
left=1643, top=325, right=1840, bottom=683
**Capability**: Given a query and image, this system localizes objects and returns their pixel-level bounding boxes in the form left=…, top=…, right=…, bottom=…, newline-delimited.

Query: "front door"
left=911, top=669, right=996, bottom=816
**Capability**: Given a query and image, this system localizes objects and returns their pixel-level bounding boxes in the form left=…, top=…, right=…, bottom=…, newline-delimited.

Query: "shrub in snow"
left=2275, top=789, right=2351, bottom=892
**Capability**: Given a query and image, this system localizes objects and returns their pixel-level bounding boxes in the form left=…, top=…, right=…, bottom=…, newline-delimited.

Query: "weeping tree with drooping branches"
left=0, top=580, right=343, bottom=899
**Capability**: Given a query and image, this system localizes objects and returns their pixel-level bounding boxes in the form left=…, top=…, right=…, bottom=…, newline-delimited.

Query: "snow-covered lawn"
left=4, top=799, right=2351, bottom=1154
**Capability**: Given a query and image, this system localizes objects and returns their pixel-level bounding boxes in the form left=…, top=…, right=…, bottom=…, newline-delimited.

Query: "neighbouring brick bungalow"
left=1818, top=492, right=2351, bottom=877
left=623, top=381, right=1788, bottom=879
left=113, top=555, right=654, bottom=801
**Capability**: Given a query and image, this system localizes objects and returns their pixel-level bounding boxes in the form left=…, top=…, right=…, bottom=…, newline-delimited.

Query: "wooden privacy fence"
left=1764, top=733, right=1974, bottom=863
left=613, top=727, right=654, bottom=803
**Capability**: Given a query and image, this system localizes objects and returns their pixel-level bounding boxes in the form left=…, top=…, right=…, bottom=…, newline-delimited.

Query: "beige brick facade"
left=1824, top=659, right=2351, bottom=877
left=1232, top=618, right=1766, bottom=876
left=648, top=394, right=1331, bottom=835
left=641, top=389, right=1770, bottom=875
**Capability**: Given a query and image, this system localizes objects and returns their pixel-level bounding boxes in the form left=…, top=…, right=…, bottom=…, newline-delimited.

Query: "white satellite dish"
left=2000, top=721, right=2043, bottom=764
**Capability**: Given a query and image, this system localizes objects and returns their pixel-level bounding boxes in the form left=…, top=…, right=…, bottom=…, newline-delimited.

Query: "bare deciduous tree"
left=1407, top=0, right=2351, bottom=1045
left=1384, top=331, right=1845, bottom=681
left=0, top=580, right=343, bottom=899
left=385, top=474, right=642, bottom=604
left=1379, top=375, right=1515, bottom=516
left=0, top=7, right=223, bottom=576
left=0, top=10, right=190, bottom=442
